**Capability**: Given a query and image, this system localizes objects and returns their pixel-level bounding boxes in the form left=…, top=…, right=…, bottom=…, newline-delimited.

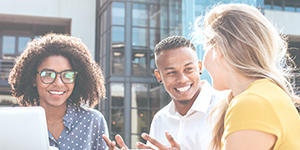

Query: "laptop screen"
left=0, top=106, right=50, bottom=150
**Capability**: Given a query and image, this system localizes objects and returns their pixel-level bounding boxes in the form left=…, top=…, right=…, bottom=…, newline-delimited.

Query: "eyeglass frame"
left=37, top=69, right=78, bottom=84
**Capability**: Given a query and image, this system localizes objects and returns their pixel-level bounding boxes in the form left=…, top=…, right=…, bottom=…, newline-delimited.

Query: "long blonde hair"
left=200, top=4, right=298, bottom=149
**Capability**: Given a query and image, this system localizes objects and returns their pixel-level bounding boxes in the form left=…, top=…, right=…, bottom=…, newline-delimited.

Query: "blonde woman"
left=199, top=3, right=300, bottom=150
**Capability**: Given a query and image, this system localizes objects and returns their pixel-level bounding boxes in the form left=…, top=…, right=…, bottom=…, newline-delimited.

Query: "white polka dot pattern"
left=49, top=104, right=109, bottom=150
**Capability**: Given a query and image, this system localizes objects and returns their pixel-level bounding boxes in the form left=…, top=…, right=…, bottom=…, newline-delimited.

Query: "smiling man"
left=135, top=36, right=226, bottom=150
left=103, top=36, right=226, bottom=150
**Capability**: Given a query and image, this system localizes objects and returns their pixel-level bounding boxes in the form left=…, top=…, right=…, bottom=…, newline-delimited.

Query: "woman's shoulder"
left=79, top=106, right=105, bottom=120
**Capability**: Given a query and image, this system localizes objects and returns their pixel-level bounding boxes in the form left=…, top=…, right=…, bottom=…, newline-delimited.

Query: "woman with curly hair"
left=8, top=33, right=108, bottom=150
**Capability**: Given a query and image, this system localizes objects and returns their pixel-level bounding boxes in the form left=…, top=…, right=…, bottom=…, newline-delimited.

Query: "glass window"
left=150, top=29, right=160, bottom=50
left=149, top=82, right=170, bottom=109
left=112, top=26, right=124, bottom=43
left=131, top=109, right=150, bottom=148
left=131, top=83, right=149, bottom=108
left=131, top=109, right=149, bottom=134
left=132, top=3, right=147, bottom=26
left=112, top=50, right=125, bottom=75
left=34, top=35, right=41, bottom=39
left=111, top=83, right=124, bottom=106
left=112, top=2, right=125, bottom=25
left=132, top=28, right=147, bottom=47
left=111, top=108, right=125, bottom=140
left=132, top=52, right=146, bottom=76
left=18, top=36, right=31, bottom=53
left=149, top=54, right=155, bottom=75
left=160, top=5, right=168, bottom=29
left=2, top=36, right=16, bottom=55
left=149, top=5, right=159, bottom=27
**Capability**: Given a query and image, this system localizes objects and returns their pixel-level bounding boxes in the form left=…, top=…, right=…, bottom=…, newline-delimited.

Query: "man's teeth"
left=49, top=91, right=64, bottom=95
left=176, top=85, right=191, bottom=92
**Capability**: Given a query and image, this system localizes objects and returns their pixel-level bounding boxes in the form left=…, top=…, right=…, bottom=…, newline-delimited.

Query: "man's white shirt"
left=147, top=81, right=226, bottom=150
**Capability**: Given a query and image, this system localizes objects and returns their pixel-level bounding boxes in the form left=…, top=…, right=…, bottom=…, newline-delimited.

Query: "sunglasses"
left=37, top=69, right=78, bottom=84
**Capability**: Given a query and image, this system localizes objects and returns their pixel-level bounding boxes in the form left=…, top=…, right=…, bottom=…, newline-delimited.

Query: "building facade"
left=96, top=0, right=181, bottom=147
left=96, top=0, right=300, bottom=148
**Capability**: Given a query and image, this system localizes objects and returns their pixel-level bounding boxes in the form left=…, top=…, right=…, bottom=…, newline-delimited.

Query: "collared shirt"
left=148, top=81, right=227, bottom=150
left=49, top=104, right=109, bottom=150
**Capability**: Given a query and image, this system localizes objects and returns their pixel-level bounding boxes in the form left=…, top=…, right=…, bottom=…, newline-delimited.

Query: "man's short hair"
left=154, top=36, right=196, bottom=59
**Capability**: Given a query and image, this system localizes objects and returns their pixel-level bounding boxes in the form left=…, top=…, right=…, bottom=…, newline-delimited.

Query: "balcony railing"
left=264, top=0, right=300, bottom=12
left=0, top=58, right=15, bottom=87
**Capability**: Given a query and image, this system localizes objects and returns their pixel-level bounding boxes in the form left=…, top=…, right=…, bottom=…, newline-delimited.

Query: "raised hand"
left=136, top=132, right=181, bottom=150
left=102, top=134, right=128, bottom=150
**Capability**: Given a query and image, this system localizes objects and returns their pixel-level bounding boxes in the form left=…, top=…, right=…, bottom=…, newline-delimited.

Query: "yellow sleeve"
left=223, top=93, right=282, bottom=140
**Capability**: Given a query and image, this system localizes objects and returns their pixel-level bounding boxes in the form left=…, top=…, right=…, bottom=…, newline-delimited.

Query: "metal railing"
left=0, top=59, right=15, bottom=81
left=264, top=0, right=300, bottom=12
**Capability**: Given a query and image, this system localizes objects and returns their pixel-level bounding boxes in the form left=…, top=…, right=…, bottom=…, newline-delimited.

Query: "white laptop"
left=0, top=106, right=50, bottom=150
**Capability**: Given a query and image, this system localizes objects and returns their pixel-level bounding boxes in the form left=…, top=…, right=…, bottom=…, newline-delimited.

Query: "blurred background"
left=0, top=0, right=299, bottom=148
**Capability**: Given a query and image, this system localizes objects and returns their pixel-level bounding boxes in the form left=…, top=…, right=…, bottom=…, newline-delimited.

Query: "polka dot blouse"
left=48, top=104, right=109, bottom=150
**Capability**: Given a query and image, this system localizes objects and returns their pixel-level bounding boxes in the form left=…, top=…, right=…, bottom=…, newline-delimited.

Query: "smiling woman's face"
left=36, top=55, right=75, bottom=108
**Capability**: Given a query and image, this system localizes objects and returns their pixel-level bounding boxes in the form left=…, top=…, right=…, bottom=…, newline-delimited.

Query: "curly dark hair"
left=154, top=36, right=196, bottom=59
left=8, top=33, right=105, bottom=107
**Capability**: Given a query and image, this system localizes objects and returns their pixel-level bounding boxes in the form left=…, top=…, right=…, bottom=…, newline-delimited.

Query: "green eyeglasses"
left=37, top=69, right=78, bottom=84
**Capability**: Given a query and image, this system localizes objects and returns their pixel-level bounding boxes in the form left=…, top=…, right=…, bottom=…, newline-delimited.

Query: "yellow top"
left=222, top=79, right=300, bottom=149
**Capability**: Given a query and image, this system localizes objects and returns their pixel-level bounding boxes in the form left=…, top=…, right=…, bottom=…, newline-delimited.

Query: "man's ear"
left=198, top=61, right=202, bottom=73
left=154, top=69, right=162, bottom=83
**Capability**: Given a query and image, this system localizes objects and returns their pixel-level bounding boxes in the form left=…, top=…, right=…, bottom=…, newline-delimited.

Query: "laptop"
left=0, top=106, right=50, bottom=150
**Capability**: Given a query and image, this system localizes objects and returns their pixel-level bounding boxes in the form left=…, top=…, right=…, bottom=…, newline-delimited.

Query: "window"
left=131, top=83, right=163, bottom=148
left=18, top=36, right=32, bottom=53
left=111, top=2, right=125, bottom=76
left=0, top=14, right=71, bottom=91
left=132, top=52, right=147, bottom=76
left=131, top=2, right=177, bottom=77
left=132, top=28, right=147, bottom=47
left=112, top=26, right=125, bottom=43
left=2, top=34, right=33, bottom=57
left=132, top=4, right=147, bottom=27
left=112, top=2, right=125, bottom=25
left=265, top=0, right=300, bottom=12
left=112, top=47, right=125, bottom=75
left=0, top=14, right=70, bottom=59
left=2, top=35, right=16, bottom=55
left=110, top=83, right=125, bottom=139
left=95, top=0, right=182, bottom=148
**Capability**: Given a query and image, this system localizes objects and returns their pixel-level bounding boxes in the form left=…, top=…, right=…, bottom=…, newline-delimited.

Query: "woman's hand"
left=103, top=134, right=128, bottom=150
